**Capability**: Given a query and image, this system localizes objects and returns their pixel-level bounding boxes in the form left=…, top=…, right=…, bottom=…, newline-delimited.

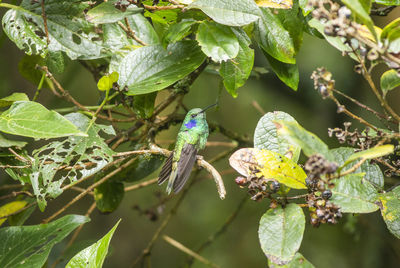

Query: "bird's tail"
left=166, top=168, right=177, bottom=195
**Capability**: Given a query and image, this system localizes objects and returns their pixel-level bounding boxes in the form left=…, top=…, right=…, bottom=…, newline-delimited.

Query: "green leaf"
left=188, top=0, right=261, bottom=26
left=219, top=28, right=254, bottom=97
left=133, top=92, right=157, bottom=119
left=229, top=148, right=307, bottom=189
left=342, top=144, right=394, bottom=168
left=254, top=8, right=295, bottom=64
left=299, top=0, right=313, bottom=15
left=118, top=41, right=206, bottom=95
left=330, top=147, right=384, bottom=189
left=2, top=9, right=47, bottom=57
left=127, top=13, right=160, bottom=45
left=254, top=111, right=301, bottom=163
left=341, top=0, right=376, bottom=40
left=0, top=93, right=29, bottom=108
left=94, top=180, right=124, bottom=213
left=381, top=17, right=400, bottom=41
left=275, top=120, right=333, bottom=161
left=86, top=2, right=142, bottom=24
left=18, top=55, right=53, bottom=89
left=274, top=2, right=305, bottom=54
left=25, top=113, right=114, bottom=211
left=5, top=0, right=110, bottom=60
left=263, top=51, right=299, bottom=91
left=46, top=51, right=65, bottom=74
left=0, top=214, right=89, bottom=268
left=196, top=21, right=239, bottom=62
left=330, top=174, right=379, bottom=213
left=379, top=187, right=400, bottom=239
left=380, top=69, right=400, bottom=96
left=0, top=201, right=27, bottom=226
left=259, top=204, right=305, bottom=265
left=0, top=101, right=86, bottom=139
left=268, top=252, right=315, bottom=268
left=0, top=133, right=27, bottom=148
left=66, top=219, right=120, bottom=268
left=8, top=199, right=36, bottom=226
left=162, top=20, right=196, bottom=46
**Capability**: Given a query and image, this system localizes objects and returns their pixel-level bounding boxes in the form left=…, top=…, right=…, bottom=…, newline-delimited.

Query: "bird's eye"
left=191, top=114, right=196, bottom=118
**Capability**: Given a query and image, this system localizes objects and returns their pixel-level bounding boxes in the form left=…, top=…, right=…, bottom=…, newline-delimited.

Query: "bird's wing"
left=158, top=152, right=173, bottom=185
left=173, top=143, right=197, bottom=193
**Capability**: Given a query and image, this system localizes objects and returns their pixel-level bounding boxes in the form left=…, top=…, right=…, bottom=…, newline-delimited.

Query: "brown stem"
left=41, top=0, right=50, bottom=45
left=0, top=191, right=33, bottom=200
left=119, top=19, right=148, bottom=46
left=124, top=178, right=158, bottom=192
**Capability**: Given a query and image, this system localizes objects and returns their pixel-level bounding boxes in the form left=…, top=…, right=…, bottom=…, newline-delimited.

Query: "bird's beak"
left=199, top=102, right=218, bottom=114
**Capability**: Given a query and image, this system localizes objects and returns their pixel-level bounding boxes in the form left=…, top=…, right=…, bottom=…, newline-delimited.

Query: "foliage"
left=0, top=0, right=400, bottom=267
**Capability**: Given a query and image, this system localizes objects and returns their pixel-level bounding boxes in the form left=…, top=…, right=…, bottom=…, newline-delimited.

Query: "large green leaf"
left=66, top=220, right=120, bottom=268
left=2, top=9, right=47, bottom=57
left=118, top=41, right=206, bottom=95
left=254, top=8, right=295, bottom=64
left=268, top=252, right=315, bottom=268
left=8, top=113, right=114, bottom=211
left=196, top=21, right=239, bottom=62
left=330, top=147, right=384, bottom=189
left=125, top=13, right=160, bottom=45
left=263, top=51, right=299, bottom=90
left=0, top=93, right=29, bottom=107
left=0, top=201, right=28, bottom=226
left=3, top=0, right=111, bottom=59
left=188, top=0, right=261, bottom=26
left=380, top=69, right=400, bottom=96
left=0, top=214, right=89, bottom=268
left=379, top=186, right=400, bottom=239
left=254, top=111, right=301, bottom=162
left=0, top=101, right=85, bottom=139
left=259, top=204, right=305, bottom=265
left=275, top=120, right=333, bottom=161
left=94, top=180, right=124, bottom=213
left=86, top=2, right=142, bottom=24
left=330, top=174, right=379, bottom=213
left=219, top=28, right=254, bottom=97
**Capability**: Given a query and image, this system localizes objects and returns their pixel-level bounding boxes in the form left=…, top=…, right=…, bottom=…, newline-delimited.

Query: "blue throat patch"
left=185, top=119, right=197, bottom=129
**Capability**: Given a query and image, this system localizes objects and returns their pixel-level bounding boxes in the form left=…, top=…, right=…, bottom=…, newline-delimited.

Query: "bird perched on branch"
left=158, top=104, right=216, bottom=194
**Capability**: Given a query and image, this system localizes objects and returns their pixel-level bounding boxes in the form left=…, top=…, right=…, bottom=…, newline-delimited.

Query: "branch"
left=41, top=0, right=50, bottom=45
left=163, top=235, right=220, bottom=268
left=119, top=19, right=148, bottom=46
left=43, top=156, right=138, bottom=223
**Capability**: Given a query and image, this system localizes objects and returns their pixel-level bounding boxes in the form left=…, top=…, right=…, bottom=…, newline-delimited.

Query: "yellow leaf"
left=97, top=76, right=111, bottom=91
left=0, top=201, right=28, bottom=226
left=229, top=148, right=307, bottom=189
left=109, top=72, right=119, bottom=83
left=255, top=0, right=293, bottom=9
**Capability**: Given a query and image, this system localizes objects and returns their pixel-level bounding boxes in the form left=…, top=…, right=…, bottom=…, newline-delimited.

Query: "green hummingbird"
left=158, top=104, right=216, bottom=194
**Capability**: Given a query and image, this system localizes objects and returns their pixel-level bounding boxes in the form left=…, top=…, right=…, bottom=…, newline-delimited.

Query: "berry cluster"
left=308, top=196, right=342, bottom=227
left=328, top=122, right=383, bottom=149
left=235, top=167, right=281, bottom=202
left=305, top=154, right=338, bottom=181
left=311, top=67, right=335, bottom=99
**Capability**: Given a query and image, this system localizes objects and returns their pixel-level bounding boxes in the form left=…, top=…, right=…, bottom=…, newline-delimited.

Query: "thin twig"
left=0, top=191, right=33, bottom=200
left=41, top=0, right=50, bottom=45
left=125, top=178, right=158, bottom=192
left=252, top=100, right=266, bottom=115
left=131, top=180, right=194, bottom=267
left=121, top=18, right=148, bottom=46
left=187, top=196, right=247, bottom=267
left=8, top=148, right=30, bottom=163
left=43, top=157, right=137, bottom=223
left=196, top=156, right=225, bottom=200
left=163, top=235, right=220, bottom=268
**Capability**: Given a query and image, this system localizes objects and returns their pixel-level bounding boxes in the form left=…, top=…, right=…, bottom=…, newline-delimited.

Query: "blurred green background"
left=1, top=7, right=400, bottom=268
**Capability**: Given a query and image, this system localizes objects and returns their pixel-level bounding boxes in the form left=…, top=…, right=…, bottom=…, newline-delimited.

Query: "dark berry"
left=322, top=190, right=332, bottom=200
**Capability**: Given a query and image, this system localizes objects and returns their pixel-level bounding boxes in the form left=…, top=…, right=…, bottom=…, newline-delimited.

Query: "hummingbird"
left=158, top=104, right=217, bottom=194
